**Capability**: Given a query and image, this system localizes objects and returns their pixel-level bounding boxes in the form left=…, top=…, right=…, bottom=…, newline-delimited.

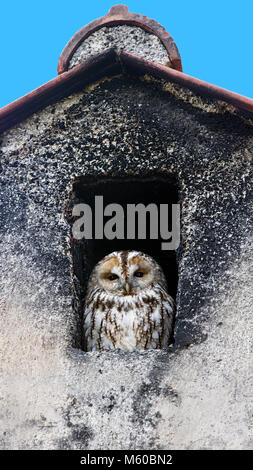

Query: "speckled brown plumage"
left=83, top=250, right=175, bottom=351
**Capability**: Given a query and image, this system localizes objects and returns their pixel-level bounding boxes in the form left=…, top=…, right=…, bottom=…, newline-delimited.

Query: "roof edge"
left=0, top=48, right=119, bottom=134
left=120, top=51, right=253, bottom=116
left=1, top=48, right=253, bottom=135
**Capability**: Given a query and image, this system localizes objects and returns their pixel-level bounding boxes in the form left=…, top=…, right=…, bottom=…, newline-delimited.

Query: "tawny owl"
left=83, top=250, right=175, bottom=351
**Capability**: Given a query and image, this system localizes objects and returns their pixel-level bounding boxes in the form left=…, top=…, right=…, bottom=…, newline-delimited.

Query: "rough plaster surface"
left=0, top=75, right=252, bottom=449
left=68, top=25, right=171, bottom=69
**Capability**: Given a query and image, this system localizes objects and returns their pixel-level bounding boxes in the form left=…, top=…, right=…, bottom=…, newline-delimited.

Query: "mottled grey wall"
left=0, top=75, right=252, bottom=449
left=68, top=25, right=171, bottom=69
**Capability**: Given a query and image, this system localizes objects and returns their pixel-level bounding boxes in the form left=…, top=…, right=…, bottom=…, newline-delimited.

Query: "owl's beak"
left=125, top=282, right=130, bottom=294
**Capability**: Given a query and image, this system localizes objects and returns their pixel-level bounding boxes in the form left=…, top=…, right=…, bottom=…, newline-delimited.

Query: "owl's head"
left=87, top=250, right=167, bottom=296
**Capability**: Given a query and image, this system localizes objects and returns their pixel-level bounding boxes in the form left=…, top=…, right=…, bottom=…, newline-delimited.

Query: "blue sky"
left=0, top=0, right=252, bottom=108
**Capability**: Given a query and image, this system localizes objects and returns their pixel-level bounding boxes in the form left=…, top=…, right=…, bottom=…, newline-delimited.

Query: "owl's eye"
left=107, top=273, right=119, bottom=281
left=134, top=271, right=144, bottom=278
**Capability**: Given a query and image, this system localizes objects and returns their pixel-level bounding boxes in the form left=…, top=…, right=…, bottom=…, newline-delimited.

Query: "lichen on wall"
left=0, top=74, right=252, bottom=449
left=68, top=25, right=171, bottom=69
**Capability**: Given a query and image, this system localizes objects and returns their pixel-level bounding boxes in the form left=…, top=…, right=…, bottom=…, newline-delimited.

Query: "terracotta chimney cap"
left=57, top=4, right=182, bottom=74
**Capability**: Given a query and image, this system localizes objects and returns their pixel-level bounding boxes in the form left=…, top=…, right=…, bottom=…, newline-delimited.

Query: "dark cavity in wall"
left=65, top=175, right=179, bottom=350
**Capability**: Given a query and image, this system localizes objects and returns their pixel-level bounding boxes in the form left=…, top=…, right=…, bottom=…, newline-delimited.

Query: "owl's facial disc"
left=93, top=251, right=161, bottom=296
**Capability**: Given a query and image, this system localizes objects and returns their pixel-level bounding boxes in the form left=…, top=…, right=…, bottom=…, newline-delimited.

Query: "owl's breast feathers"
left=83, top=286, right=175, bottom=351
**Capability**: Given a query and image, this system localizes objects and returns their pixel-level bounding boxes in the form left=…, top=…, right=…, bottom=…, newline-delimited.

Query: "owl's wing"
left=158, top=291, right=175, bottom=348
left=83, top=304, right=92, bottom=351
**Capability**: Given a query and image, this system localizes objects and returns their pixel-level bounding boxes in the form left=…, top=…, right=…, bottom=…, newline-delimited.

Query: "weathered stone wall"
left=68, top=25, right=171, bottom=69
left=0, top=75, right=252, bottom=449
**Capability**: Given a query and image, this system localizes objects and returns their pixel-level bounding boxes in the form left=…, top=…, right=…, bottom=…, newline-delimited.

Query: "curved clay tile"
left=57, top=4, right=182, bottom=74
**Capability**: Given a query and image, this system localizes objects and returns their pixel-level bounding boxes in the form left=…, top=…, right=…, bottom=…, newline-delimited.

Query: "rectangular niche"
left=66, top=175, right=179, bottom=350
